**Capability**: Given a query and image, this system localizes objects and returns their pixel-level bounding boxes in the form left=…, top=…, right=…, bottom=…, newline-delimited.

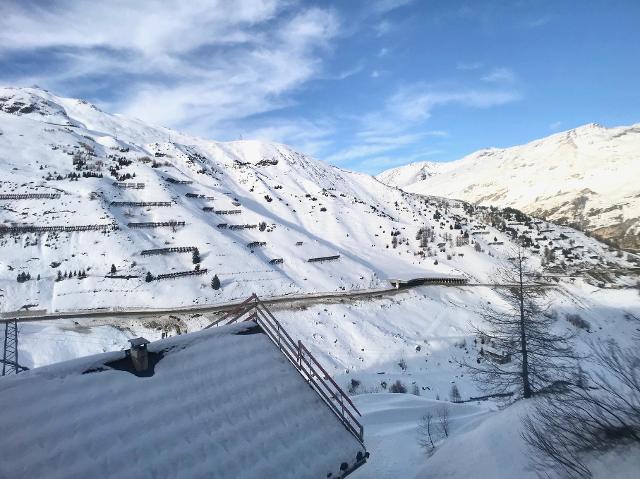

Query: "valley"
left=1, top=87, right=639, bottom=479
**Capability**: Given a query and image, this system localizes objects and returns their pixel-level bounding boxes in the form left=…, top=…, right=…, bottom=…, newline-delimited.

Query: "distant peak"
left=578, top=122, right=602, bottom=130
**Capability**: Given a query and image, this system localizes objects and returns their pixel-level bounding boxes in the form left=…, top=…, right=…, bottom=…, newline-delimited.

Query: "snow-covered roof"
left=0, top=322, right=366, bottom=478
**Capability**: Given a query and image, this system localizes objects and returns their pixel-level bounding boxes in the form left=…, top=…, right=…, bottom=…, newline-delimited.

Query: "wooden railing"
left=206, top=294, right=364, bottom=444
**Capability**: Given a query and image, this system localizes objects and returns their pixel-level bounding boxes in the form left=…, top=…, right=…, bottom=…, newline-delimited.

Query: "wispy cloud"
left=0, top=0, right=524, bottom=176
left=325, top=133, right=424, bottom=164
left=241, top=118, right=335, bottom=157
left=380, top=83, right=519, bottom=125
left=481, top=67, right=517, bottom=83
left=370, top=0, right=415, bottom=14
left=0, top=0, right=340, bottom=137
left=325, top=82, right=519, bottom=170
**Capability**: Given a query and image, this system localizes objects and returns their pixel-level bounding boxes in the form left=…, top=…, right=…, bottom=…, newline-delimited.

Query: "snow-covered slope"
left=376, top=161, right=441, bottom=189
left=3, top=87, right=633, bottom=313
left=2, top=87, right=639, bottom=479
left=352, top=394, right=640, bottom=479
left=377, top=123, right=640, bottom=251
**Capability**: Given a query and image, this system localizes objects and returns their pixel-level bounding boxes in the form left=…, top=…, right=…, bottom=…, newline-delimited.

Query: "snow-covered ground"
left=351, top=393, right=640, bottom=479
left=2, top=87, right=640, bottom=478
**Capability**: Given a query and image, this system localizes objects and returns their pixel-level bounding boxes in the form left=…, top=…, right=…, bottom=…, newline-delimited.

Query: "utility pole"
left=0, top=290, right=28, bottom=376
left=2, top=320, right=20, bottom=375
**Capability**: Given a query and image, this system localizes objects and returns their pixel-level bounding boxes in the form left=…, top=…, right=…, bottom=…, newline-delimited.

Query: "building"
left=0, top=295, right=367, bottom=478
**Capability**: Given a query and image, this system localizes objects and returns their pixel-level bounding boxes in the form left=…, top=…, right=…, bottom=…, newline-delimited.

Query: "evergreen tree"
left=192, top=249, right=200, bottom=265
left=211, top=274, right=221, bottom=290
left=463, top=246, right=577, bottom=399
left=110, top=264, right=117, bottom=274
left=145, top=272, right=154, bottom=282
left=57, top=270, right=63, bottom=282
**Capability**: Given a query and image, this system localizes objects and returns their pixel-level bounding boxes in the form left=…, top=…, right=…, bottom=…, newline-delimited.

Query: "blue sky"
left=1, top=0, right=639, bottom=174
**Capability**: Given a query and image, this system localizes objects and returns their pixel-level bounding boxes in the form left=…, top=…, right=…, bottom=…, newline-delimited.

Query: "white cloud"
left=370, top=0, right=414, bottom=14
left=384, top=83, right=519, bottom=123
left=481, top=67, right=517, bottom=83
left=425, top=130, right=449, bottom=137
left=0, top=1, right=340, bottom=138
left=325, top=82, right=518, bottom=167
left=0, top=0, right=282, bottom=56
left=242, top=118, right=335, bottom=156
left=325, top=133, right=424, bottom=164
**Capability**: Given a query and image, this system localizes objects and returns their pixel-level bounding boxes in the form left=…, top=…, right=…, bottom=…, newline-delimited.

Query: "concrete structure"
left=387, top=273, right=468, bottom=289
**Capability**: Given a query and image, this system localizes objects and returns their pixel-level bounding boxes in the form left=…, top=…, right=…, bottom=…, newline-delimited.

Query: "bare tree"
left=522, top=339, right=640, bottom=478
left=438, top=406, right=450, bottom=438
left=417, top=412, right=436, bottom=452
left=464, top=246, right=577, bottom=399
left=450, top=383, right=462, bottom=403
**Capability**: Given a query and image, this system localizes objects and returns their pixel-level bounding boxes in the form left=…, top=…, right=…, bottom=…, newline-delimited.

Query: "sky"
left=1, top=0, right=639, bottom=174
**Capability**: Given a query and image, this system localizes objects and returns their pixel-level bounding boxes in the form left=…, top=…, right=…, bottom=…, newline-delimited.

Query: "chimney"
left=128, top=337, right=150, bottom=372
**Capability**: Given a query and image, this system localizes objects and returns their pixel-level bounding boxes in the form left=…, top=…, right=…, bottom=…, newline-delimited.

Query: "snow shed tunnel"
left=387, top=275, right=468, bottom=289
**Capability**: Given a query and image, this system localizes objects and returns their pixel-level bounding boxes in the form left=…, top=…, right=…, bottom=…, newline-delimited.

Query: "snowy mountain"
left=375, top=161, right=441, bottom=189
left=2, top=86, right=633, bottom=313
left=2, top=87, right=640, bottom=479
left=377, top=123, right=640, bottom=251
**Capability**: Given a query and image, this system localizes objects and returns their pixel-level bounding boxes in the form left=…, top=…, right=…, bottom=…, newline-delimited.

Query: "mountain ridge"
left=377, top=122, right=640, bottom=251
left=0, top=86, right=635, bottom=313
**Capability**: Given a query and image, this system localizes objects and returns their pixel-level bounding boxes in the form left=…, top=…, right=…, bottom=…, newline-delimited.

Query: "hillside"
left=377, top=123, right=640, bottom=251
left=3, top=87, right=634, bottom=314
left=2, top=87, right=640, bottom=478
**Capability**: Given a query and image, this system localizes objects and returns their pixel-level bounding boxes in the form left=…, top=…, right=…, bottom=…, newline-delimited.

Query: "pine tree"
left=145, top=271, right=154, bottom=282
left=463, top=246, right=577, bottom=399
left=57, top=270, right=63, bottom=282
left=192, top=249, right=200, bottom=265
left=211, top=274, right=221, bottom=290
left=110, top=264, right=116, bottom=274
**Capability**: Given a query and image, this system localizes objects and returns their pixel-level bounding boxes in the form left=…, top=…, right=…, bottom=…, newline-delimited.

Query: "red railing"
left=206, top=294, right=364, bottom=444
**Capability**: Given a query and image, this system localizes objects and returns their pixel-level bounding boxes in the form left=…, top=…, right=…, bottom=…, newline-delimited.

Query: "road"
left=0, top=281, right=558, bottom=324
